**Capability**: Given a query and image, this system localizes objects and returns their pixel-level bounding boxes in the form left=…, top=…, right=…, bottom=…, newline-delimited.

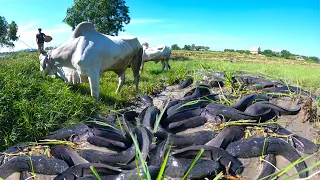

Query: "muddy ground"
left=131, top=84, right=320, bottom=180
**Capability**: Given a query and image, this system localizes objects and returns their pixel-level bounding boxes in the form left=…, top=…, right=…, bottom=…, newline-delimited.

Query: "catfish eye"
left=215, top=114, right=225, bottom=123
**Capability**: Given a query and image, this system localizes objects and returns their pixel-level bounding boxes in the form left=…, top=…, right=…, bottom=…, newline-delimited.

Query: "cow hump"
left=71, top=22, right=96, bottom=39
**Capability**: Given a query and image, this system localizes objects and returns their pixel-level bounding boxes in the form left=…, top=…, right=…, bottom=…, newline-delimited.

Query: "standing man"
left=36, top=28, right=46, bottom=51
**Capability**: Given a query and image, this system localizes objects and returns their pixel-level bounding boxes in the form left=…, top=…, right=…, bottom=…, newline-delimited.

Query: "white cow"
left=141, top=42, right=171, bottom=72
left=39, top=22, right=143, bottom=99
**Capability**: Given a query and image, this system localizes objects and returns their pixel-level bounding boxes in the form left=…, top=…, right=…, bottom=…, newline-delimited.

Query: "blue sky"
left=0, top=0, right=319, bottom=57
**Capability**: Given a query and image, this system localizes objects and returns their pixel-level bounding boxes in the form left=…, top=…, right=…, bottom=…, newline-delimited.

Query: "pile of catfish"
left=0, top=71, right=319, bottom=180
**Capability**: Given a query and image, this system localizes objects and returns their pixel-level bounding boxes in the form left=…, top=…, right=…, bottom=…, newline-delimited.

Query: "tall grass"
left=0, top=53, right=97, bottom=150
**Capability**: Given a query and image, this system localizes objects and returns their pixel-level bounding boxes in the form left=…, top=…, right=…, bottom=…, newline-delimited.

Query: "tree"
left=195, top=46, right=201, bottom=51
left=203, top=46, right=210, bottom=51
left=224, top=49, right=235, bottom=52
left=261, top=49, right=274, bottom=57
left=281, top=50, right=291, bottom=59
left=63, top=0, right=130, bottom=36
left=0, top=16, right=18, bottom=47
left=183, top=45, right=191, bottom=50
left=191, top=44, right=196, bottom=51
left=171, top=44, right=181, bottom=50
left=45, top=46, right=54, bottom=50
left=194, top=46, right=209, bottom=51
left=308, top=56, right=319, bottom=62
left=244, top=50, right=250, bottom=54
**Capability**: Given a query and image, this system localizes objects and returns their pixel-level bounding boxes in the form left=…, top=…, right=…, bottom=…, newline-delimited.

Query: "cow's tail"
left=162, top=46, right=172, bottom=59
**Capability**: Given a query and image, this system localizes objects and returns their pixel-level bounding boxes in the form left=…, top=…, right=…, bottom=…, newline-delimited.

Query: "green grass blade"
left=213, top=172, right=223, bottom=180
left=260, top=137, right=268, bottom=160
left=271, top=158, right=303, bottom=180
left=86, top=120, right=117, bottom=130
left=224, top=121, right=281, bottom=127
left=182, top=148, right=204, bottom=180
left=28, top=155, right=35, bottom=178
left=156, top=143, right=173, bottom=180
left=281, top=151, right=320, bottom=180
left=90, top=166, right=102, bottom=180
left=129, top=131, right=151, bottom=180
left=153, top=100, right=169, bottom=133
left=117, top=114, right=125, bottom=136
left=176, top=99, right=208, bottom=110
left=283, top=161, right=320, bottom=180
left=134, top=146, right=142, bottom=180
left=203, top=96, right=216, bottom=103
left=260, top=151, right=318, bottom=180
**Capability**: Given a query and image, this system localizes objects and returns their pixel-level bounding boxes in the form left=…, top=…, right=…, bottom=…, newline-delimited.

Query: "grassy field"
left=0, top=50, right=319, bottom=150
left=173, top=50, right=320, bottom=91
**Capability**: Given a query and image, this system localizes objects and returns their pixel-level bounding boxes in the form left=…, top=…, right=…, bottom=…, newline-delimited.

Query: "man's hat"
left=38, top=28, right=42, bottom=30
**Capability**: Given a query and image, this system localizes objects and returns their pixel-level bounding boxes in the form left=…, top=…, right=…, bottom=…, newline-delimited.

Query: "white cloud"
left=0, top=21, right=72, bottom=52
left=18, top=21, right=39, bottom=31
left=130, top=19, right=163, bottom=25
left=45, top=24, right=72, bottom=35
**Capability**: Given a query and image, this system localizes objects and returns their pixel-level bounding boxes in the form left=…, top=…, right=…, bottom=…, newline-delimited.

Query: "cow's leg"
left=87, top=72, right=100, bottom=99
left=133, top=69, right=140, bottom=92
left=161, top=60, right=165, bottom=71
left=165, top=59, right=171, bottom=70
left=115, top=70, right=125, bottom=93
left=140, top=60, right=145, bottom=73
left=132, top=48, right=143, bottom=92
left=168, top=61, right=171, bottom=69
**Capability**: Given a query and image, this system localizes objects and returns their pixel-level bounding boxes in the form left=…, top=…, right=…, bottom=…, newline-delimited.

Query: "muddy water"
left=136, top=85, right=320, bottom=179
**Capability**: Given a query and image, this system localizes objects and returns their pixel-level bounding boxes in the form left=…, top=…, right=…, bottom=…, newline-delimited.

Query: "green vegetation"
left=171, top=44, right=181, bottom=50
left=1, top=50, right=320, bottom=151
left=64, top=0, right=130, bottom=35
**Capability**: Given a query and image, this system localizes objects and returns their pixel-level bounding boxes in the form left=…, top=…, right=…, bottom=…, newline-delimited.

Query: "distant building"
left=250, top=46, right=261, bottom=54
left=296, top=56, right=305, bottom=61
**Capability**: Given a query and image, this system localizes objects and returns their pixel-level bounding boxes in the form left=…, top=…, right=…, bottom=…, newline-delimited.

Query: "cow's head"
left=39, top=50, right=81, bottom=84
left=38, top=50, right=67, bottom=81
left=142, top=42, right=149, bottom=49
left=39, top=50, right=55, bottom=76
